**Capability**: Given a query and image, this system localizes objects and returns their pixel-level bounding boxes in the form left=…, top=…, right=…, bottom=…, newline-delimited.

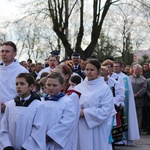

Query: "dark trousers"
left=147, top=106, right=150, bottom=130
left=142, top=105, right=150, bottom=129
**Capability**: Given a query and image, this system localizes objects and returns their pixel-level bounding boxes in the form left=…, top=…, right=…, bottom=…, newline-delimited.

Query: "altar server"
left=0, top=73, right=46, bottom=150
left=43, top=72, right=76, bottom=150
left=75, top=59, right=114, bottom=150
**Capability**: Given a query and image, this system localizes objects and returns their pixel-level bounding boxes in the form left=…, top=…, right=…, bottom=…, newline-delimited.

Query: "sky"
left=0, top=0, right=96, bottom=20
left=0, top=0, right=149, bottom=56
left=0, top=0, right=33, bottom=61
left=0, top=0, right=31, bottom=21
left=0, top=0, right=18, bottom=20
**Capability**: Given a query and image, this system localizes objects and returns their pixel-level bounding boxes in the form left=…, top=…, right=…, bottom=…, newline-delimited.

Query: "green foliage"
left=138, top=54, right=150, bottom=65
left=121, top=32, right=133, bottom=65
left=92, top=31, right=116, bottom=62
left=92, top=31, right=134, bottom=65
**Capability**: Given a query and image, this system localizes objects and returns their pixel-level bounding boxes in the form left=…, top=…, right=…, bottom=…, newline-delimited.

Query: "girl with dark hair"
left=74, top=59, right=115, bottom=150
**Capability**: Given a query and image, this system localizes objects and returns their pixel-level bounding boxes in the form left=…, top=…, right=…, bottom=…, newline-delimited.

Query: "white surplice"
left=74, top=77, right=114, bottom=150
left=0, top=60, right=29, bottom=126
left=43, top=95, right=76, bottom=150
left=36, top=67, right=52, bottom=79
left=106, top=76, right=125, bottom=107
left=0, top=100, right=46, bottom=150
left=66, top=92, right=80, bottom=150
left=0, top=60, right=29, bottom=103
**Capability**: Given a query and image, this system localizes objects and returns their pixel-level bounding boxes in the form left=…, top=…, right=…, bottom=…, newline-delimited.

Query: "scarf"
left=66, top=89, right=81, bottom=98
left=45, top=92, right=65, bottom=101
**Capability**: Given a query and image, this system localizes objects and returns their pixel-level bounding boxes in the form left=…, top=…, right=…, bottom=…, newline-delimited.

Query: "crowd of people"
left=0, top=41, right=150, bottom=150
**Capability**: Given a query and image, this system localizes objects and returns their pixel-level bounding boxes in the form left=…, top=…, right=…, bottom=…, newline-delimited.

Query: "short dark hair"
left=16, top=73, right=34, bottom=86
left=47, top=72, right=64, bottom=85
left=114, top=61, right=123, bottom=67
left=143, top=62, right=149, bottom=66
left=48, top=54, right=59, bottom=62
left=70, top=75, right=81, bottom=85
left=27, top=59, right=32, bottom=63
left=40, top=72, right=49, bottom=78
left=36, top=62, right=42, bottom=66
left=34, top=81, right=40, bottom=92
left=2, top=41, right=17, bottom=52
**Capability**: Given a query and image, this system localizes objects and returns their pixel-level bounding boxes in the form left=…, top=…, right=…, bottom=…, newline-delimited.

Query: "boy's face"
left=41, top=85, right=47, bottom=94
left=16, top=77, right=33, bottom=98
left=46, top=78, right=63, bottom=96
left=69, top=80, right=76, bottom=88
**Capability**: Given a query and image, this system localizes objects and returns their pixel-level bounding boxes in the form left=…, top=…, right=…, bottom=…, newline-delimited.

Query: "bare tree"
left=13, top=20, right=52, bottom=62
left=47, top=0, right=120, bottom=58
left=0, top=32, right=7, bottom=45
left=9, top=0, right=119, bottom=59
left=5, top=0, right=149, bottom=61
left=103, top=0, right=150, bottom=63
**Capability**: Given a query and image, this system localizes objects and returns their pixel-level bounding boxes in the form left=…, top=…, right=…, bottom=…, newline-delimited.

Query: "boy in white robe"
left=0, top=73, right=46, bottom=150
left=52, top=65, right=81, bottom=150
left=43, top=72, right=76, bottom=150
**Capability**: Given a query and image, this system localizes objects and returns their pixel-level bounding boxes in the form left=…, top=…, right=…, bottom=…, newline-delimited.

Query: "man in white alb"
left=0, top=41, right=28, bottom=118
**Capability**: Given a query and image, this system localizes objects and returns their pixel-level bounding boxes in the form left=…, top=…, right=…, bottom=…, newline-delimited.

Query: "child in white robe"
left=52, top=65, right=81, bottom=150
left=0, top=73, right=46, bottom=150
left=43, top=72, right=76, bottom=150
left=68, top=75, right=81, bottom=89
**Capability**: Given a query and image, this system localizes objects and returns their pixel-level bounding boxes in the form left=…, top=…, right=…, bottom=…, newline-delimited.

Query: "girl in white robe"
left=0, top=73, right=46, bottom=150
left=74, top=59, right=114, bottom=150
left=43, top=72, right=77, bottom=150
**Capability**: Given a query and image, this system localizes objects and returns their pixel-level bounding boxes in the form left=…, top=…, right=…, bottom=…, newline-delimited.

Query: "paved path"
left=115, top=131, right=150, bottom=150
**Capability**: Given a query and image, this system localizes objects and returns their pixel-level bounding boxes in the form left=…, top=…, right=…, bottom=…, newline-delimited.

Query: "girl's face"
left=16, top=77, right=33, bottom=98
left=85, top=63, right=100, bottom=81
left=46, top=78, right=64, bottom=96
